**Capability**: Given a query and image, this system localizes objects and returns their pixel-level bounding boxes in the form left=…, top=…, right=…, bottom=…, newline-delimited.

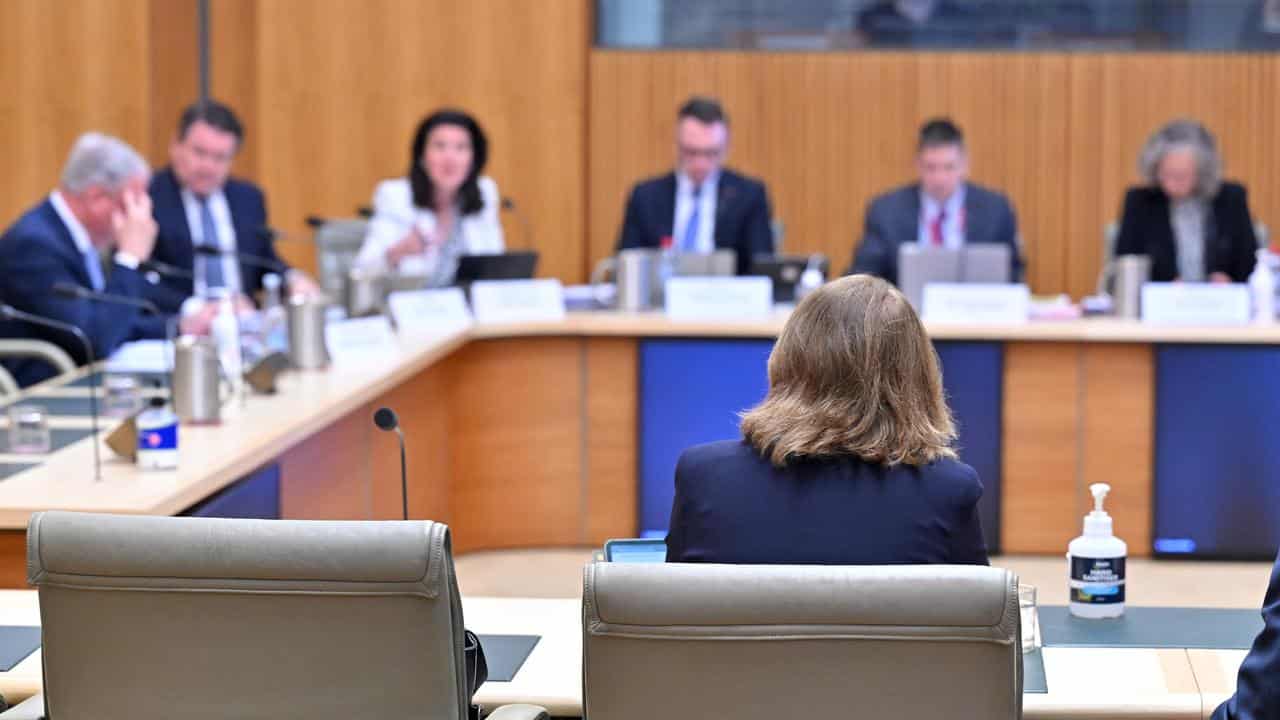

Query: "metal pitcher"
left=288, top=294, right=331, bottom=370
left=172, top=335, right=228, bottom=424
left=344, top=268, right=388, bottom=318
left=590, top=249, right=662, bottom=311
left=1113, top=254, right=1150, bottom=319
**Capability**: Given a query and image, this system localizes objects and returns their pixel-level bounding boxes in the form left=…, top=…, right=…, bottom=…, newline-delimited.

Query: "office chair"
left=583, top=562, right=1021, bottom=720
left=0, top=340, right=76, bottom=389
left=0, top=366, right=17, bottom=399
left=6, top=512, right=548, bottom=720
left=309, top=216, right=370, bottom=301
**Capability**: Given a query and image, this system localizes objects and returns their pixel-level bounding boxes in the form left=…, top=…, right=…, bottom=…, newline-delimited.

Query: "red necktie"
left=930, top=209, right=946, bottom=247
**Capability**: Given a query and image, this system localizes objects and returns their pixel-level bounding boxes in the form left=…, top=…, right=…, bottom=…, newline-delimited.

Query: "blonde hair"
left=740, top=275, right=956, bottom=468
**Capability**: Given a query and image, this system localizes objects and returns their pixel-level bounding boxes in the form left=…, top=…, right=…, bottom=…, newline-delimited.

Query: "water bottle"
left=260, top=273, right=290, bottom=353
left=210, top=291, right=244, bottom=395
left=1250, top=248, right=1276, bottom=324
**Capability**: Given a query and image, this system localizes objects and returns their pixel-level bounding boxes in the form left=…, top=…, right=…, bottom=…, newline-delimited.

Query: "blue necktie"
left=199, top=197, right=226, bottom=289
left=681, top=185, right=702, bottom=252
left=81, top=245, right=104, bottom=291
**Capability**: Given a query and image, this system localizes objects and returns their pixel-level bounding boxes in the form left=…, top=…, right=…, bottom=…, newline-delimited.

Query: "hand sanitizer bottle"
left=136, top=395, right=179, bottom=471
left=1068, top=483, right=1127, bottom=618
left=1250, top=248, right=1275, bottom=323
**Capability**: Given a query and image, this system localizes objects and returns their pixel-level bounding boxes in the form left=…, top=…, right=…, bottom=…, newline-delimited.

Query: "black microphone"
left=51, top=284, right=176, bottom=395
left=0, top=305, right=101, bottom=483
left=193, top=243, right=289, bottom=274
left=373, top=407, right=408, bottom=521
left=501, top=196, right=534, bottom=251
left=140, top=259, right=194, bottom=280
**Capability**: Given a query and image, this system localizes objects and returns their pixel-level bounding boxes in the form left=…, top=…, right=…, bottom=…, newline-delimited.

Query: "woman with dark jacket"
left=665, top=274, right=988, bottom=566
left=1115, top=119, right=1258, bottom=283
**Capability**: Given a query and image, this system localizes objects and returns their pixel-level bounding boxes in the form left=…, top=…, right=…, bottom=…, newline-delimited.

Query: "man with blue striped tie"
left=0, top=133, right=193, bottom=387
left=616, top=97, right=774, bottom=275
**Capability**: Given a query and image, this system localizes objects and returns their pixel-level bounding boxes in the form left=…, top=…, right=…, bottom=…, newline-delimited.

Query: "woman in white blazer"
left=355, top=109, right=504, bottom=287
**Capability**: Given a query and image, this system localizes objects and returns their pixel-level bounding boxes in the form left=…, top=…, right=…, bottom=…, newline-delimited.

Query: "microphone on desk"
left=0, top=304, right=101, bottom=483
left=140, top=258, right=194, bottom=281
left=501, top=197, right=534, bottom=251
left=194, top=242, right=289, bottom=274
left=373, top=407, right=408, bottom=521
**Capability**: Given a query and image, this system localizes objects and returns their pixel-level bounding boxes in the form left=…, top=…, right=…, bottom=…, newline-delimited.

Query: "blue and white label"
left=137, top=420, right=179, bottom=470
left=1069, top=555, right=1126, bottom=604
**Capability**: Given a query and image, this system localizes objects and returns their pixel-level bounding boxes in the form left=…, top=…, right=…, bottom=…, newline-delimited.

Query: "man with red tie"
left=849, top=118, right=1022, bottom=285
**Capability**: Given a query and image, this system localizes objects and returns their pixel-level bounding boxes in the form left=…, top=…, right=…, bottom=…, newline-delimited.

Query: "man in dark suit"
left=849, top=118, right=1022, bottom=286
left=0, top=133, right=178, bottom=386
left=616, top=97, right=773, bottom=275
left=1212, top=550, right=1280, bottom=719
left=147, top=100, right=316, bottom=314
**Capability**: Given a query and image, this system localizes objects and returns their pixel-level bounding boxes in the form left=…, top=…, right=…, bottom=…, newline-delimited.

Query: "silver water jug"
left=590, top=249, right=662, bottom=311
left=172, top=335, right=226, bottom=424
left=288, top=294, right=331, bottom=369
left=1113, top=254, right=1151, bottom=319
left=344, top=268, right=387, bottom=318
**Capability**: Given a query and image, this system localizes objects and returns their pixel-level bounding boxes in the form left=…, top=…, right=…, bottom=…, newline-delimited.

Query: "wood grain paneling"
left=589, top=52, right=1280, bottom=298
left=1080, top=343, right=1154, bottom=557
left=1002, top=342, right=1081, bottom=554
left=278, top=408, right=373, bottom=520
left=0, top=0, right=197, bottom=229
left=0, top=532, right=26, bottom=589
left=584, top=338, right=638, bottom=544
left=447, top=339, right=585, bottom=552
left=210, top=0, right=589, bottom=282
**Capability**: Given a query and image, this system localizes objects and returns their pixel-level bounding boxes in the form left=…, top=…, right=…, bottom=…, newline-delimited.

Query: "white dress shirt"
left=181, top=188, right=243, bottom=296
left=354, top=176, right=505, bottom=285
left=917, top=184, right=967, bottom=249
left=672, top=171, right=719, bottom=253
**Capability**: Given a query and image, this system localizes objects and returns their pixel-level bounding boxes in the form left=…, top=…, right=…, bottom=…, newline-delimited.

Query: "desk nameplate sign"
left=387, top=288, right=473, bottom=334
left=665, top=277, right=773, bottom=320
left=470, top=279, right=566, bottom=324
left=324, top=315, right=398, bottom=365
left=1141, top=283, right=1250, bottom=326
left=922, top=283, right=1031, bottom=324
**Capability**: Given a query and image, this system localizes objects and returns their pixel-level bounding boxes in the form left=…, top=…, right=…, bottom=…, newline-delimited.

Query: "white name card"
left=1141, top=283, right=1250, bottom=326
left=470, top=279, right=566, bottom=324
left=324, top=315, right=397, bottom=365
left=387, top=288, right=473, bottom=334
left=664, top=277, right=774, bottom=320
left=922, top=283, right=1030, bottom=324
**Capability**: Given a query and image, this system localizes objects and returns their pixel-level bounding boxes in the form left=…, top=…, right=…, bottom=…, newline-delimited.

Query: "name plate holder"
left=922, top=283, right=1031, bottom=324
left=664, top=277, right=774, bottom=320
left=470, top=279, right=566, bottom=324
left=1140, top=283, right=1250, bottom=326
left=387, top=288, right=474, bottom=335
left=324, top=315, right=398, bottom=365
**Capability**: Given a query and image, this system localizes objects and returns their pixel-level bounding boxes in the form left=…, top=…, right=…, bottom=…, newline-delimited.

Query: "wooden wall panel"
left=447, top=339, right=585, bottom=552
left=0, top=0, right=196, bottom=229
left=589, top=52, right=1280, bottom=299
left=1080, top=344, right=1154, bottom=557
left=278, top=408, right=374, bottom=520
left=1002, top=342, right=1081, bottom=554
left=211, top=0, right=589, bottom=282
left=584, top=338, right=638, bottom=544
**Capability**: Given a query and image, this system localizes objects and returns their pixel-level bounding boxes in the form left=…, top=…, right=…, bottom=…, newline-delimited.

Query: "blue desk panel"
left=182, top=463, right=281, bottom=519
left=638, top=340, right=1003, bottom=552
left=1154, top=345, right=1280, bottom=559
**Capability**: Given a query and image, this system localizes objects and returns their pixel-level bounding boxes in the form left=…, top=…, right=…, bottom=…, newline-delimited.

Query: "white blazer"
left=354, top=175, right=504, bottom=278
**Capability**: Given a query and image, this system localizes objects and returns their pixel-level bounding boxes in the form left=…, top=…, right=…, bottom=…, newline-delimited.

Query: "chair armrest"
left=484, top=703, right=549, bottom=720
left=0, top=365, right=17, bottom=398
left=0, top=694, right=44, bottom=719
left=0, top=340, right=76, bottom=374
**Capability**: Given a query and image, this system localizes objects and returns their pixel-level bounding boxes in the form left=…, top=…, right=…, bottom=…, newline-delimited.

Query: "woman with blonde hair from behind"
left=665, top=274, right=988, bottom=565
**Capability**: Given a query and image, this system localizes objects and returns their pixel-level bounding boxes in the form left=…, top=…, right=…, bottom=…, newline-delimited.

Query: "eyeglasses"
left=678, top=144, right=724, bottom=161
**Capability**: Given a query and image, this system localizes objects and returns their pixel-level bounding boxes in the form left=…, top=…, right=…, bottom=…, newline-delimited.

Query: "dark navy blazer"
left=1114, top=181, right=1257, bottom=283
left=616, top=169, right=774, bottom=275
left=1212, top=550, right=1280, bottom=720
left=665, top=439, right=989, bottom=565
left=849, top=181, right=1022, bottom=286
left=147, top=167, right=287, bottom=313
left=0, top=200, right=166, bottom=386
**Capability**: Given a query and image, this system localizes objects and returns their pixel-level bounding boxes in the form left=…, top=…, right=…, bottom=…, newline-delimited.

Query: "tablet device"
left=603, top=538, right=668, bottom=563
left=750, top=254, right=830, bottom=303
left=453, top=251, right=539, bottom=285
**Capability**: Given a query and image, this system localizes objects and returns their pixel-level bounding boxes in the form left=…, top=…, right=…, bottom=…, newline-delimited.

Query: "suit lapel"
left=657, top=173, right=677, bottom=240
left=962, top=186, right=985, bottom=244
left=156, top=169, right=196, bottom=271
left=901, top=186, right=922, bottom=249
left=713, top=174, right=739, bottom=249
left=39, top=201, right=93, bottom=288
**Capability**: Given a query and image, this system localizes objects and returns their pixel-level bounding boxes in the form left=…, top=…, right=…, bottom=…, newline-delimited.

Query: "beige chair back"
left=583, top=562, right=1021, bottom=720
left=27, top=511, right=470, bottom=720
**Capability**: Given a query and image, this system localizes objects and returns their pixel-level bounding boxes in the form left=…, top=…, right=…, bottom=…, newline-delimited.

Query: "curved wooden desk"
left=1, top=313, right=1278, bottom=587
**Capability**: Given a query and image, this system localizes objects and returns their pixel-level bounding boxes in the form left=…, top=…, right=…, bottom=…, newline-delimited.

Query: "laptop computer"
left=897, top=243, right=1012, bottom=309
left=750, top=254, right=830, bottom=303
left=453, top=251, right=539, bottom=286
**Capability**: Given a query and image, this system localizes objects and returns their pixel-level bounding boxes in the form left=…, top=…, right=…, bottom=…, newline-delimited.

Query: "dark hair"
left=409, top=109, right=488, bottom=215
left=177, top=100, right=244, bottom=143
left=917, top=117, right=964, bottom=152
left=678, top=96, right=728, bottom=127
